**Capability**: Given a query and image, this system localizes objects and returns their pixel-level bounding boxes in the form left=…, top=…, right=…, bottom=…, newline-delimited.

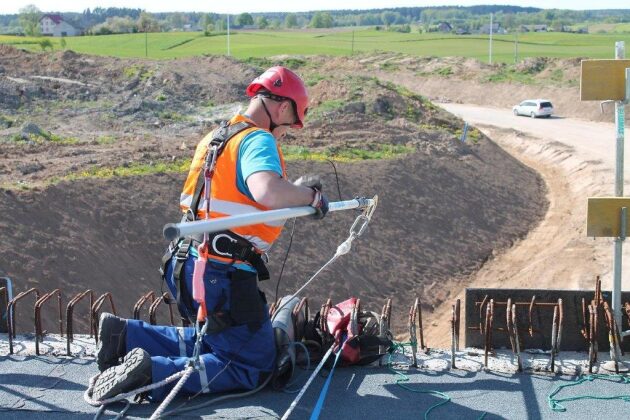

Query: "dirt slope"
left=0, top=46, right=547, bottom=337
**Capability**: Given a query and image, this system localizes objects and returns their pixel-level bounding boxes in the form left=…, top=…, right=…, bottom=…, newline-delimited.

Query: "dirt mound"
left=1, top=140, right=545, bottom=334
left=0, top=48, right=547, bottom=336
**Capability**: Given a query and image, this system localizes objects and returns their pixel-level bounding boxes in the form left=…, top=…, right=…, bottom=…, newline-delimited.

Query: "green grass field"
left=2, top=28, right=630, bottom=62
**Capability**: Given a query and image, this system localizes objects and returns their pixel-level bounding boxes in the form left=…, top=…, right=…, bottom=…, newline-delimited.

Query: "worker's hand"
left=310, top=188, right=329, bottom=220
left=293, top=174, right=322, bottom=191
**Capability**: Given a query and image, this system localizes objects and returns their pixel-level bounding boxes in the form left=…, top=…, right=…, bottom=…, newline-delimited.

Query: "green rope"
left=387, top=341, right=451, bottom=420
left=547, top=374, right=630, bottom=412
left=387, top=341, right=488, bottom=419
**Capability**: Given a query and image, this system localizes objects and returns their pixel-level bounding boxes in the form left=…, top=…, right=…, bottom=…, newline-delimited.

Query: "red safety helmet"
left=246, top=66, right=309, bottom=128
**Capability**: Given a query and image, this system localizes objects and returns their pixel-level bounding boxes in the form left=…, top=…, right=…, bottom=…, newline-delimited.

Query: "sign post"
left=583, top=42, right=630, bottom=368
left=613, top=42, right=626, bottom=332
left=580, top=41, right=630, bottom=370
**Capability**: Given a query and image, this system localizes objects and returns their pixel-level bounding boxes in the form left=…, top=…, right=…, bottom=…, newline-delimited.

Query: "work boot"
left=96, top=312, right=127, bottom=372
left=92, top=347, right=152, bottom=401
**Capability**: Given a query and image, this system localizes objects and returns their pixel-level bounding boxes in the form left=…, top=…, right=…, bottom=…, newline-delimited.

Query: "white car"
left=512, top=99, right=554, bottom=118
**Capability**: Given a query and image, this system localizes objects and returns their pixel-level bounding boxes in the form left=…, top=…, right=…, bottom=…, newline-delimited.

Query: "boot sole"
left=93, top=348, right=151, bottom=401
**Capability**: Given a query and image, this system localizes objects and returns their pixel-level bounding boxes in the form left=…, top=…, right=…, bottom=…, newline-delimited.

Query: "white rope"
left=280, top=345, right=335, bottom=420
left=149, top=365, right=195, bottom=420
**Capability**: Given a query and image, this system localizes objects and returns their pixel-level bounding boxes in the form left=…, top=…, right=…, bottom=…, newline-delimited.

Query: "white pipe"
left=163, top=197, right=376, bottom=241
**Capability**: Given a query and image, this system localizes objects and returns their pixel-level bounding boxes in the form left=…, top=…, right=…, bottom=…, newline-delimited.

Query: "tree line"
left=3, top=4, right=630, bottom=36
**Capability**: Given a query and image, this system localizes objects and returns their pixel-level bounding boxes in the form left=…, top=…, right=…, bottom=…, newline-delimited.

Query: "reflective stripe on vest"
left=180, top=114, right=287, bottom=253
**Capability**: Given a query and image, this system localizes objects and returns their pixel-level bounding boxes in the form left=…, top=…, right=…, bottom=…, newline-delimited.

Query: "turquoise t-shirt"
left=236, top=129, right=283, bottom=199
left=208, top=128, right=282, bottom=272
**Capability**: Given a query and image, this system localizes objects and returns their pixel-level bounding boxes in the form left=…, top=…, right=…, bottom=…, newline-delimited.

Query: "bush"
left=38, top=39, right=53, bottom=51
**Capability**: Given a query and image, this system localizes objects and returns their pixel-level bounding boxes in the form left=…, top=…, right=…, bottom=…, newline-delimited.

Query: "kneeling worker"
left=93, top=66, right=328, bottom=401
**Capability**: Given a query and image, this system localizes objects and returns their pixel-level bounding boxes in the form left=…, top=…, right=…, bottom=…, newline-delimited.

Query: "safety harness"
left=159, top=120, right=270, bottom=327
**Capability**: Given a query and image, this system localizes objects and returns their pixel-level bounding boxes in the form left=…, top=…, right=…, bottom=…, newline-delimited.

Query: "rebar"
left=66, top=289, right=94, bottom=356
left=588, top=304, right=596, bottom=373
left=512, top=303, right=523, bottom=372
left=551, top=305, right=558, bottom=372
left=603, top=301, right=622, bottom=373
left=484, top=299, right=494, bottom=367
left=292, top=298, right=308, bottom=341
left=378, top=298, right=389, bottom=365
left=7, top=288, right=40, bottom=354
left=91, top=293, right=116, bottom=344
left=34, top=289, right=63, bottom=355
left=506, top=298, right=516, bottom=352
left=408, top=298, right=419, bottom=367
left=149, top=293, right=175, bottom=326
left=454, top=298, right=460, bottom=352
left=133, top=291, right=156, bottom=320
left=451, top=302, right=457, bottom=369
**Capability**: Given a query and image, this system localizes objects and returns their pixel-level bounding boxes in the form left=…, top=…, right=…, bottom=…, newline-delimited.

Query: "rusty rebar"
left=595, top=275, right=602, bottom=305
left=66, top=289, right=94, bottom=356
left=268, top=301, right=277, bottom=318
left=588, top=304, right=596, bottom=373
left=528, top=295, right=536, bottom=337
left=556, top=298, right=564, bottom=353
left=91, top=293, right=116, bottom=344
left=451, top=302, right=457, bottom=369
left=624, top=302, right=630, bottom=330
left=34, top=289, right=63, bottom=356
left=580, top=298, right=589, bottom=340
left=479, top=295, right=488, bottom=335
left=7, top=288, right=40, bottom=354
left=320, top=298, right=332, bottom=338
left=603, top=301, right=621, bottom=373
left=149, top=293, right=175, bottom=326
left=378, top=298, right=389, bottom=365
left=506, top=298, right=516, bottom=352
left=484, top=299, right=494, bottom=367
left=292, top=298, right=308, bottom=341
left=408, top=298, right=419, bottom=367
left=512, top=303, right=523, bottom=372
left=133, top=291, right=156, bottom=320
left=551, top=305, right=558, bottom=372
left=454, top=298, right=460, bottom=352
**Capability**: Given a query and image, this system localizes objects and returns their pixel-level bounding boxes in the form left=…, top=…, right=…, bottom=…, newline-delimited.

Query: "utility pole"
left=489, top=13, right=493, bottom=64
left=351, top=30, right=354, bottom=56
left=227, top=14, right=231, bottom=56
left=514, top=31, right=519, bottom=63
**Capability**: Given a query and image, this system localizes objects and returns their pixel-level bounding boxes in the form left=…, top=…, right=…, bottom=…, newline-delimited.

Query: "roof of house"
left=1, top=334, right=629, bottom=419
left=40, top=14, right=63, bottom=24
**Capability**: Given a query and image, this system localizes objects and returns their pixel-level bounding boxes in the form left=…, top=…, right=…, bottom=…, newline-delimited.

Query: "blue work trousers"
left=126, top=253, right=275, bottom=401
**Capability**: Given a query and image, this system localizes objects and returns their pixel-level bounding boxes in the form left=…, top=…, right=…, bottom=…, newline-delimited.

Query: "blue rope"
left=309, top=338, right=345, bottom=420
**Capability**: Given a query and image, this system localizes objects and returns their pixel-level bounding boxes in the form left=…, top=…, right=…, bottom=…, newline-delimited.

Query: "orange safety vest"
left=180, top=114, right=287, bottom=255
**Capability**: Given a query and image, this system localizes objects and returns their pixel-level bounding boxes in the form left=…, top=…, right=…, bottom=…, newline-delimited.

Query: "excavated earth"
left=0, top=45, right=549, bottom=336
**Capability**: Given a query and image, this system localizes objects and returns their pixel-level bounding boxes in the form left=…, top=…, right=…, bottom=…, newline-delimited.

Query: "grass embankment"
left=2, top=29, right=630, bottom=62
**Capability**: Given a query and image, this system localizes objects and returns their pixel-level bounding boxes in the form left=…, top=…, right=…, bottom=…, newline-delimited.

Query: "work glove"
left=294, top=175, right=329, bottom=220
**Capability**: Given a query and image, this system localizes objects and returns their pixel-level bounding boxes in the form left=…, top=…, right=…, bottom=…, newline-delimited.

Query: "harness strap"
left=188, top=120, right=254, bottom=222
left=160, top=231, right=270, bottom=327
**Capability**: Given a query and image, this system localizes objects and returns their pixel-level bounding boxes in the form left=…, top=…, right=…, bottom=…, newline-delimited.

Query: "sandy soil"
left=424, top=106, right=626, bottom=347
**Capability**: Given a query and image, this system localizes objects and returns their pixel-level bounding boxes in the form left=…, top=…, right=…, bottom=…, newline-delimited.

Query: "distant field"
left=2, top=29, right=630, bottom=62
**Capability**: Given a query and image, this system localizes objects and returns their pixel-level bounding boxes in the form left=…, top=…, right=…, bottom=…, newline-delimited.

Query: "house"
left=39, top=14, right=80, bottom=37
left=479, top=23, right=496, bottom=34
left=437, top=22, right=452, bottom=33
left=532, top=24, right=548, bottom=32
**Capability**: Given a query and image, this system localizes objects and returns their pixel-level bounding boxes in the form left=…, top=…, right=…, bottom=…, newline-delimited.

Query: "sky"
left=2, top=0, right=629, bottom=14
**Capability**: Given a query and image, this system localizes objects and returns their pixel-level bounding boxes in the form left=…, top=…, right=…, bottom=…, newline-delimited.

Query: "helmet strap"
left=259, top=96, right=291, bottom=132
